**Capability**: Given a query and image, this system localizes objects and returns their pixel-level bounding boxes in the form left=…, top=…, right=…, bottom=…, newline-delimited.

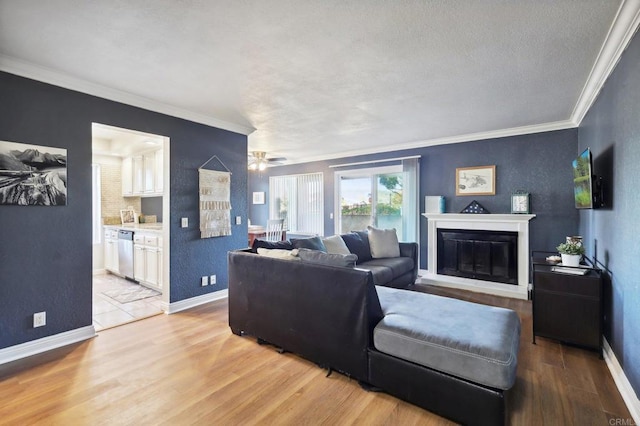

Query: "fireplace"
left=437, top=229, right=518, bottom=285
left=422, top=213, right=536, bottom=299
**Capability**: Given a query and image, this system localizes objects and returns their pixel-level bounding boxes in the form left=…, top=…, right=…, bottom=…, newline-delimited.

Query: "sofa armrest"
left=399, top=242, right=419, bottom=282
left=399, top=242, right=417, bottom=259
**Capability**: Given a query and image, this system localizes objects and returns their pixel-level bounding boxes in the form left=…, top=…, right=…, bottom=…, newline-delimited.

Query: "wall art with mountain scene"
left=0, top=140, right=67, bottom=206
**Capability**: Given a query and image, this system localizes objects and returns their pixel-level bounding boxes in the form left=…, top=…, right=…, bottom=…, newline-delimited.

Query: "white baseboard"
left=162, top=289, right=228, bottom=314
left=603, top=337, right=640, bottom=424
left=93, top=269, right=106, bottom=276
left=0, top=325, right=96, bottom=365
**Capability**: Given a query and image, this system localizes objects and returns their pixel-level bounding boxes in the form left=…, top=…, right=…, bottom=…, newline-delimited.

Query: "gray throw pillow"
left=322, top=234, right=351, bottom=255
left=367, top=226, right=400, bottom=258
left=291, top=236, right=327, bottom=252
left=297, top=248, right=358, bottom=268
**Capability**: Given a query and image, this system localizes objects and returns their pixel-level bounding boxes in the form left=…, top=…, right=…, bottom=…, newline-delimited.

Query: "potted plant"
left=556, top=240, right=585, bottom=267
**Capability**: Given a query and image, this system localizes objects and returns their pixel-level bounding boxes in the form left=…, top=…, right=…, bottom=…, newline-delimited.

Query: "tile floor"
left=93, top=273, right=163, bottom=331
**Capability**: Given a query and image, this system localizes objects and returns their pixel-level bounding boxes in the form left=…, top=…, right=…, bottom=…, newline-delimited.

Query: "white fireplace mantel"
left=421, top=213, right=536, bottom=299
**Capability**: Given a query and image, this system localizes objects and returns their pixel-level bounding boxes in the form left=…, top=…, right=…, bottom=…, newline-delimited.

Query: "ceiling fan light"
left=248, top=161, right=257, bottom=170
left=258, top=161, right=267, bottom=171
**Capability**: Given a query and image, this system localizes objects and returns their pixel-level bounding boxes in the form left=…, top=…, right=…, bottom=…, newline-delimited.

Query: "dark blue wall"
left=249, top=129, right=579, bottom=268
left=0, top=72, right=247, bottom=349
left=578, top=29, right=640, bottom=395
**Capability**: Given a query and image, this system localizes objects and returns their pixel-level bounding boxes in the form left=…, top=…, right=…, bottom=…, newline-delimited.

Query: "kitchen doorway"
left=91, top=123, right=170, bottom=330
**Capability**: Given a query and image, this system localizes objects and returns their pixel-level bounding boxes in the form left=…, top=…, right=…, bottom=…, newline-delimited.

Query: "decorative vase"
left=561, top=253, right=581, bottom=267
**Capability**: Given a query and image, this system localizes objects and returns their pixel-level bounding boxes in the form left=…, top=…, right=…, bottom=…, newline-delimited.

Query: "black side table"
left=531, top=251, right=603, bottom=356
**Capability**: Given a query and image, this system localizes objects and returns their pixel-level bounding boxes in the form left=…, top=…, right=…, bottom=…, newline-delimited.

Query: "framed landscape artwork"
left=0, top=140, right=67, bottom=206
left=456, top=165, right=496, bottom=196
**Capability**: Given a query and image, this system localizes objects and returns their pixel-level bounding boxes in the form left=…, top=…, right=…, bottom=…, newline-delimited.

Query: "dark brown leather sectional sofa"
left=228, top=249, right=520, bottom=425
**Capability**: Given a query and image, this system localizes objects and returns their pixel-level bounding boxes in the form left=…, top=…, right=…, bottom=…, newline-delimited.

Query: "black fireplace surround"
left=437, top=228, right=518, bottom=285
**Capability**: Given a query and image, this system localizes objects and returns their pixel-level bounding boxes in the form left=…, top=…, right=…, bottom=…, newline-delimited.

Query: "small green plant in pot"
left=556, top=241, right=585, bottom=266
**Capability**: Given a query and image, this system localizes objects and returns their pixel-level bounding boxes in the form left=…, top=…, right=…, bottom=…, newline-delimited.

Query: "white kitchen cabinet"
left=133, top=231, right=163, bottom=290
left=121, top=157, right=133, bottom=196
left=121, top=149, right=164, bottom=196
left=133, top=243, right=145, bottom=281
left=154, top=148, right=164, bottom=193
left=104, top=229, right=120, bottom=274
left=133, top=156, right=144, bottom=194
left=145, top=247, right=159, bottom=287
left=143, top=152, right=155, bottom=193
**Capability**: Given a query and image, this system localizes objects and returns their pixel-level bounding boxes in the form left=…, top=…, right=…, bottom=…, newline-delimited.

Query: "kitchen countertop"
left=104, top=223, right=164, bottom=232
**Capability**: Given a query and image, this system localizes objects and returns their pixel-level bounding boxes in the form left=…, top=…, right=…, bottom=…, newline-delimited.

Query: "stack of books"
left=551, top=265, right=589, bottom=275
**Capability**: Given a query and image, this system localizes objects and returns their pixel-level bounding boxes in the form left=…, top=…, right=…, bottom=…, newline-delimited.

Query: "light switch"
left=181, top=217, right=188, bottom=228
left=235, top=216, right=242, bottom=225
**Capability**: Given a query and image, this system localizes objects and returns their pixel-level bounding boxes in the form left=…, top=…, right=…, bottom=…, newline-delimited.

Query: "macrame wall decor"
left=198, top=155, right=232, bottom=239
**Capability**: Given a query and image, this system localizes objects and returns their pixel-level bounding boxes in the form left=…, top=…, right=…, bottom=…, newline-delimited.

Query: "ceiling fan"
left=248, top=151, right=286, bottom=171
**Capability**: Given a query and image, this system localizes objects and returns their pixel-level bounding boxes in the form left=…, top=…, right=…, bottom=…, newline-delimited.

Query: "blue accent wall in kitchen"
left=577, top=28, right=640, bottom=395
left=249, top=129, right=579, bottom=268
left=0, top=72, right=247, bottom=350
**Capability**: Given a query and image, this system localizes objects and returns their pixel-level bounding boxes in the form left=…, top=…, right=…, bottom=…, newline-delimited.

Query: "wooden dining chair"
left=265, top=219, right=285, bottom=242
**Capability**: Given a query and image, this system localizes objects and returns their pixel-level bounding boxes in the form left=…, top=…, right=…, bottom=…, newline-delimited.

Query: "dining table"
left=248, top=225, right=287, bottom=247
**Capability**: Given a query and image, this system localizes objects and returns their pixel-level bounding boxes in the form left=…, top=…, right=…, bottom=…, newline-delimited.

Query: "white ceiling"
left=91, top=123, right=164, bottom=158
left=1, top=1, right=639, bottom=165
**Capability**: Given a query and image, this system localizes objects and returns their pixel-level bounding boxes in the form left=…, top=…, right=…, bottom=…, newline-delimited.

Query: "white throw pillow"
left=257, top=248, right=300, bottom=260
left=367, top=226, right=400, bottom=258
left=322, top=234, right=351, bottom=255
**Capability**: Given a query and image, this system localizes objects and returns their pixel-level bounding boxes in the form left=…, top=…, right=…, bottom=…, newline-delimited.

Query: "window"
left=91, top=163, right=102, bottom=244
left=335, top=157, right=419, bottom=242
left=269, top=173, right=323, bottom=235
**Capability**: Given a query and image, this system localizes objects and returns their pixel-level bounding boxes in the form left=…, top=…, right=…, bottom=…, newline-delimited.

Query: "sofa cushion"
left=360, top=257, right=414, bottom=278
left=251, top=239, right=294, bottom=253
left=341, top=232, right=372, bottom=263
left=356, top=264, right=393, bottom=286
left=373, top=286, right=521, bottom=390
left=367, top=226, right=400, bottom=258
left=291, top=236, right=327, bottom=252
left=298, top=248, right=357, bottom=268
left=256, top=248, right=300, bottom=260
left=322, top=234, right=351, bottom=255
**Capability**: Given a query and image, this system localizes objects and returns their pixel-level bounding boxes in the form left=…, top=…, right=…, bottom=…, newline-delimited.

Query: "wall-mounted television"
left=572, top=148, right=604, bottom=209
left=572, top=148, right=593, bottom=209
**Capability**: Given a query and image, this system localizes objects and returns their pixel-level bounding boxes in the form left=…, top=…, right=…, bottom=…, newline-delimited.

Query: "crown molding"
left=0, top=55, right=255, bottom=136
left=287, top=119, right=576, bottom=166
left=571, top=0, right=640, bottom=125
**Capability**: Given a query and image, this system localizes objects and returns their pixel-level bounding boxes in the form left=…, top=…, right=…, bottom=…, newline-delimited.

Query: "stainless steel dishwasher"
left=118, top=230, right=135, bottom=281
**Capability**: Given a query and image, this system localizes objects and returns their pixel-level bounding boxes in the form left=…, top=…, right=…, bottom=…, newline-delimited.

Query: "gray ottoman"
left=374, top=286, right=520, bottom=390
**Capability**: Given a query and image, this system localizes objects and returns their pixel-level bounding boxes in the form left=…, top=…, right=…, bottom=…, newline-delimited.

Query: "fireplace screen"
left=437, top=229, right=518, bottom=285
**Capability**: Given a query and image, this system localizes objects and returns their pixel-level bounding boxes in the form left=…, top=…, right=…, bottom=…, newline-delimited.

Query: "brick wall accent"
left=99, top=161, right=141, bottom=221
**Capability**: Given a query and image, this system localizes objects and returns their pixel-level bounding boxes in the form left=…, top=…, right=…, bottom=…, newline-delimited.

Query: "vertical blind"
left=269, top=172, right=323, bottom=235
left=401, top=157, right=420, bottom=242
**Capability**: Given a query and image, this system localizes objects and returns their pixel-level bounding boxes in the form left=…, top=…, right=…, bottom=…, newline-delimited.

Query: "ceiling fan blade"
left=266, top=157, right=287, bottom=163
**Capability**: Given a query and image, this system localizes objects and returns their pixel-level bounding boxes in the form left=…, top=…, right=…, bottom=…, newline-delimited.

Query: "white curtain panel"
left=199, top=169, right=232, bottom=238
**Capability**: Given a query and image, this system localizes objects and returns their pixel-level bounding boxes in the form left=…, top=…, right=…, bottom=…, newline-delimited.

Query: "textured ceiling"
left=0, top=1, right=628, bottom=164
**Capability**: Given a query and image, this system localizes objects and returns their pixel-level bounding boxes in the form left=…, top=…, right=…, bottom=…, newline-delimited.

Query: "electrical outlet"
left=210, top=275, right=217, bottom=285
left=33, top=311, right=46, bottom=328
left=181, top=217, right=189, bottom=228
left=201, top=276, right=208, bottom=286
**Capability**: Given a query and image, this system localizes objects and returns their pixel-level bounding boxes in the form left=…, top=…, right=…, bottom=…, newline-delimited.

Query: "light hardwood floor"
left=0, top=285, right=633, bottom=425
